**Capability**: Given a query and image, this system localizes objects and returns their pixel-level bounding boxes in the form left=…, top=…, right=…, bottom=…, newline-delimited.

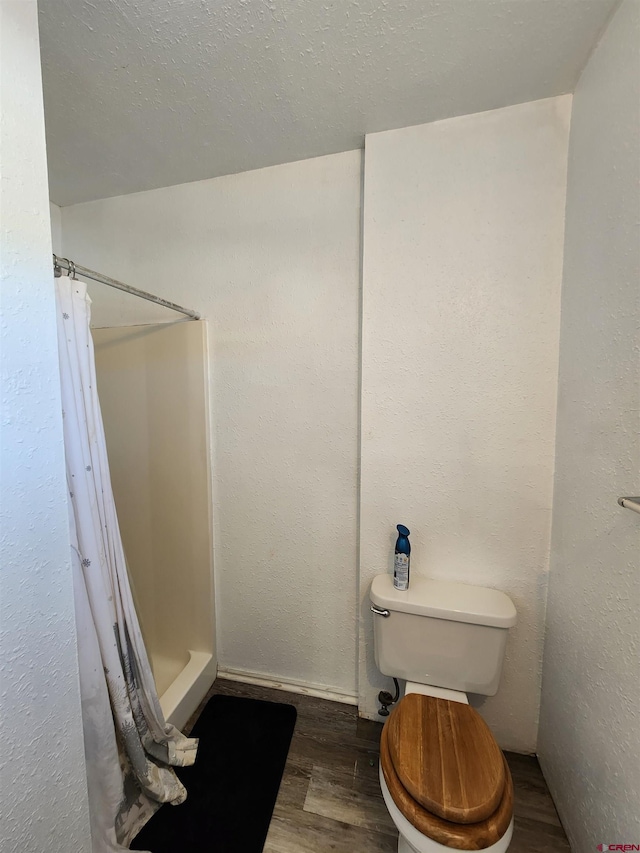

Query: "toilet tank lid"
left=370, top=574, right=517, bottom=628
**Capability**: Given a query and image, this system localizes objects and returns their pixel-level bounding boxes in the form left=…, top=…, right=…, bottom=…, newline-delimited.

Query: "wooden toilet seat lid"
left=380, top=721, right=513, bottom=850
left=386, top=694, right=506, bottom=824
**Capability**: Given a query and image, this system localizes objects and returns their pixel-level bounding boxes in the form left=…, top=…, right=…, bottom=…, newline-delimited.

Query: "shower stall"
left=92, top=319, right=216, bottom=729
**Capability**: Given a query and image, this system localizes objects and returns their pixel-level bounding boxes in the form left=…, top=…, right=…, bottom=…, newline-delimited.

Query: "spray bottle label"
left=394, top=553, right=409, bottom=590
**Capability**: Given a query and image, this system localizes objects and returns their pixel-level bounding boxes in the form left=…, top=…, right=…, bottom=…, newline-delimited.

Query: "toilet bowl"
left=379, top=688, right=513, bottom=852
left=369, top=574, right=518, bottom=853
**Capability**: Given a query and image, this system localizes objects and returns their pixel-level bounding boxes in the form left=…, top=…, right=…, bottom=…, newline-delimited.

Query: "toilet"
left=369, top=573, right=517, bottom=852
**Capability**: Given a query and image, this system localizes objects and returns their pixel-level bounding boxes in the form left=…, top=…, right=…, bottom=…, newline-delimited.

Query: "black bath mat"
left=131, top=694, right=297, bottom=853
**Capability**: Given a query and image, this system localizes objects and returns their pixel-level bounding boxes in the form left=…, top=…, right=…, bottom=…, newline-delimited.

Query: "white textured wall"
left=538, top=1, right=640, bottom=847
left=0, top=3, right=91, bottom=852
left=360, top=98, right=571, bottom=752
left=60, top=150, right=362, bottom=698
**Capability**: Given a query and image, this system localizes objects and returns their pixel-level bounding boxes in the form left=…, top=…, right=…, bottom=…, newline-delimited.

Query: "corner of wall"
left=50, top=201, right=63, bottom=255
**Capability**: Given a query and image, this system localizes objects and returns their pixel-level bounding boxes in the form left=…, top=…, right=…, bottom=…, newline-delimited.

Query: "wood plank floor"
left=185, top=679, right=571, bottom=853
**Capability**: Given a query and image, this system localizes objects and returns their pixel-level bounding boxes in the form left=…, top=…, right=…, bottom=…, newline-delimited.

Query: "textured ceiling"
left=39, top=0, right=617, bottom=206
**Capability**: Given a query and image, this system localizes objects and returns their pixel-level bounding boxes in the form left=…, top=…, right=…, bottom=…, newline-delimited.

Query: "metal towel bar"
left=618, top=497, right=640, bottom=515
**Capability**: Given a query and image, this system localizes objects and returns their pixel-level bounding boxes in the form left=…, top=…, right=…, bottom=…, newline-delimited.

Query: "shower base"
left=157, top=650, right=217, bottom=731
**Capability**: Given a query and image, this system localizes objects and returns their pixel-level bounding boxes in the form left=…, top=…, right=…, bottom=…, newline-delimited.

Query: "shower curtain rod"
left=53, top=254, right=200, bottom=320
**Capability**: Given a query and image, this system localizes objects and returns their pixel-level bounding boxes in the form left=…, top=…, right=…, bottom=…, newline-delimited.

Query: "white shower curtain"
left=55, top=277, right=198, bottom=852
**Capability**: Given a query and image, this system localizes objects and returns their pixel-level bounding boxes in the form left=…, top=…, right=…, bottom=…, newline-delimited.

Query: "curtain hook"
left=53, top=254, right=62, bottom=278
left=69, top=260, right=76, bottom=280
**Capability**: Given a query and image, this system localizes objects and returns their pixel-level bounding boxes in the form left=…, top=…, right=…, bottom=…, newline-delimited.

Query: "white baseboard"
left=217, top=666, right=358, bottom=706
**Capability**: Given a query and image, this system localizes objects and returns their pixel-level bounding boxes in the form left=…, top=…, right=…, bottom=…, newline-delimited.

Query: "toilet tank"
left=370, top=574, right=517, bottom=696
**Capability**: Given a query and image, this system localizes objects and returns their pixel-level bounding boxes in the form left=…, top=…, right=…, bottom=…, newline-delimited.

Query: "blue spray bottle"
left=393, top=524, right=411, bottom=590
